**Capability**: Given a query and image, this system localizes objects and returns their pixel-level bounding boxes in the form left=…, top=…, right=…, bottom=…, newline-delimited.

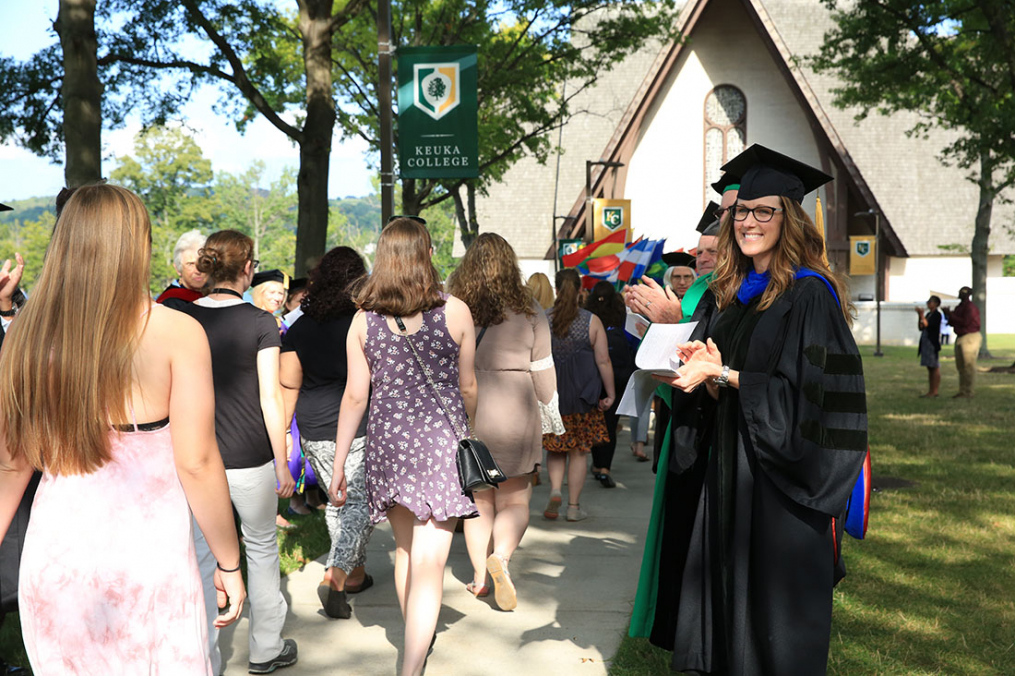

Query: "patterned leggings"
left=302, top=436, right=373, bottom=572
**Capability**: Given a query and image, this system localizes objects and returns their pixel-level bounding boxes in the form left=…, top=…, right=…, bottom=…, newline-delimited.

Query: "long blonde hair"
left=526, top=272, right=554, bottom=310
left=710, top=197, right=853, bottom=324
left=0, top=184, right=153, bottom=475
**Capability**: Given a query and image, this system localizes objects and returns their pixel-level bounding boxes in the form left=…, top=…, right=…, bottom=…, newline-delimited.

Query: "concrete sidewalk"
left=219, top=427, right=656, bottom=675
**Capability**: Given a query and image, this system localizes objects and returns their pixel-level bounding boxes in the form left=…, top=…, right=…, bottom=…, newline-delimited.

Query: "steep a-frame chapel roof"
left=475, top=0, right=1015, bottom=261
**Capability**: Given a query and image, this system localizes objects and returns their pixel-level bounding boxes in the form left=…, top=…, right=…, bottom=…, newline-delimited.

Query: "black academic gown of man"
left=671, top=277, right=868, bottom=675
left=648, top=287, right=718, bottom=650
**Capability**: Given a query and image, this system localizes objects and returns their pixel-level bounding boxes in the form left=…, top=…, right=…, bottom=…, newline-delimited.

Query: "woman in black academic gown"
left=664, top=145, right=868, bottom=675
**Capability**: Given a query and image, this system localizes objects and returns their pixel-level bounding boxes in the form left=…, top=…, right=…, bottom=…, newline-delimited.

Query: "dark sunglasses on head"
left=387, top=215, right=427, bottom=226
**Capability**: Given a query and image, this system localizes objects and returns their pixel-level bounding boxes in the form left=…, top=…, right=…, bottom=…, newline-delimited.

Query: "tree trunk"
left=464, top=181, right=479, bottom=249
left=402, top=178, right=422, bottom=216
left=971, top=152, right=993, bottom=358
left=451, top=185, right=467, bottom=244
left=56, top=0, right=102, bottom=188
left=294, top=0, right=335, bottom=276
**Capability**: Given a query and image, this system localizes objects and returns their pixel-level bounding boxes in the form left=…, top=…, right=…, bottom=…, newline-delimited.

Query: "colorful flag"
left=617, top=239, right=665, bottom=282
left=562, top=229, right=627, bottom=268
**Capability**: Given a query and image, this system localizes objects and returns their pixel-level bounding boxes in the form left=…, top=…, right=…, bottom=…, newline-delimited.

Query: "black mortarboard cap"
left=720, top=144, right=832, bottom=202
left=252, top=269, right=290, bottom=290
left=710, top=172, right=740, bottom=195
left=696, top=201, right=720, bottom=235
left=289, top=277, right=308, bottom=293
left=661, top=251, right=696, bottom=268
left=0, top=203, right=12, bottom=212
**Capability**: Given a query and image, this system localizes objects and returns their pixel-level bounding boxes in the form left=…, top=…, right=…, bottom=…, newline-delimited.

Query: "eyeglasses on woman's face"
left=732, top=205, right=784, bottom=223
left=251, top=258, right=261, bottom=271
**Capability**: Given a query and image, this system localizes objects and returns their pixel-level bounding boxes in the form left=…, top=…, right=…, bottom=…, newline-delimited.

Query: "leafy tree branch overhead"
left=811, top=0, right=1015, bottom=356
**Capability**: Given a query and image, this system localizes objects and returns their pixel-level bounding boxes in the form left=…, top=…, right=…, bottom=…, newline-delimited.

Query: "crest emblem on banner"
left=855, top=241, right=870, bottom=256
left=602, top=206, right=624, bottom=231
left=413, top=63, right=460, bottom=120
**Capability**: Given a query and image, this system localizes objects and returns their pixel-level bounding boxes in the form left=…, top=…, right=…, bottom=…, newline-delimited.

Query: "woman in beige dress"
left=447, top=234, right=562, bottom=611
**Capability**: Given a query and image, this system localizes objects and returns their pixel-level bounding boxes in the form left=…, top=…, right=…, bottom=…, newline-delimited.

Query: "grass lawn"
left=3, top=337, right=1014, bottom=673
left=0, top=496, right=330, bottom=672
left=611, top=336, right=1015, bottom=675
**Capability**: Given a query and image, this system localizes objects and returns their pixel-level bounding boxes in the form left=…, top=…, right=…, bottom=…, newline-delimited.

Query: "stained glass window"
left=704, top=85, right=747, bottom=205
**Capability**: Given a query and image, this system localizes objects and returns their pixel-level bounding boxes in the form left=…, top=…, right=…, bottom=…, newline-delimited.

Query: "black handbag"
left=394, top=318, right=506, bottom=494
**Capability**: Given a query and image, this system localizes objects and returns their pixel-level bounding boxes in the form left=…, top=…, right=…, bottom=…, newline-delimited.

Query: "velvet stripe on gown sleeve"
left=737, top=281, right=868, bottom=517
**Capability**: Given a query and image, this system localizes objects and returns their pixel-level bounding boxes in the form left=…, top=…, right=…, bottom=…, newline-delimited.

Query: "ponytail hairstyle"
left=710, top=197, right=854, bottom=324
left=584, top=280, right=625, bottom=329
left=551, top=268, right=582, bottom=338
left=196, top=230, right=254, bottom=287
left=0, top=184, right=152, bottom=475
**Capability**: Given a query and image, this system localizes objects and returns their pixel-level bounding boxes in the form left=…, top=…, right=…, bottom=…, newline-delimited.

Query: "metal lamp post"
left=378, top=0, right=395, bottom=224
left=585, top=160, right=625, bottom=241
left=854, top=208, right=884, bottom=357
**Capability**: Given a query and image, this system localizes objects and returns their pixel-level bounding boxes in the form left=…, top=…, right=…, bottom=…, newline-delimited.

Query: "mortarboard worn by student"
left=644, top=145, right=868, bottom=674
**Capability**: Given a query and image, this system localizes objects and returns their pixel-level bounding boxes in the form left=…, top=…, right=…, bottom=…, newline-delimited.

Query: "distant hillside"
left=330, top=194, right=382, bottom=234
left=0, top=196, right=56, bottom=223
left=2, top=194, right=380, bottom=228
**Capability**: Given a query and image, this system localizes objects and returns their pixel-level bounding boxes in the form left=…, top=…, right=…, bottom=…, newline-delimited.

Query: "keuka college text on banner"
left=397, top=46, right=479, bottom=179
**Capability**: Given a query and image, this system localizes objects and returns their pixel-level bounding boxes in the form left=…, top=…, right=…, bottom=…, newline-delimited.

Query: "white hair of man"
left=663, top=265, right=697, bottom=288
left=173, top=229, right=207, bottom=270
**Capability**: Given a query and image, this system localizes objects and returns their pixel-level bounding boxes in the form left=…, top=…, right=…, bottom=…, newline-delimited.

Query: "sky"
left=0, top=3, right=375, bottom=203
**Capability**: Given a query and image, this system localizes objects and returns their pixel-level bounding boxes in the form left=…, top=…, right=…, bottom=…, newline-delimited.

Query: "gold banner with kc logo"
left=850, top=236, right=876, bottom=275
left=593, top=199, right=632, bottom=244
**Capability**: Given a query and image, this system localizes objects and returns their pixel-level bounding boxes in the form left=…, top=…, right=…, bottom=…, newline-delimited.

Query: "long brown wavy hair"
left=301, top=246, right=366, bottom=321
left=353, top=218, right=445, bottom=317
left=710, top=197, right=853, bottom=324
left=0, top=185, right=153, bottom=475
left=447, top=233, right=535, bottom=328
left=551, top=268, right=582, bottom=337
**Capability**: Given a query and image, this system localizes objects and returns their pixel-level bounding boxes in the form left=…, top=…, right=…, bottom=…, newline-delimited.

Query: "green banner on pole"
left=397, top=45, right=478, bottom=179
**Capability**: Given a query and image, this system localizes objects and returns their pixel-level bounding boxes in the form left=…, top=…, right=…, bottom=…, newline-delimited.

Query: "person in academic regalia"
left=630, top=199, right=728, bottom=645
left=156, top=229, right=208, bottom=310
left=661, top=144, right=868, bottom=675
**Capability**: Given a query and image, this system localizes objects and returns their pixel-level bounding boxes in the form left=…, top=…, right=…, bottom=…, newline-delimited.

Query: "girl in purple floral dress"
left=328, top=218, right=478, bottom=676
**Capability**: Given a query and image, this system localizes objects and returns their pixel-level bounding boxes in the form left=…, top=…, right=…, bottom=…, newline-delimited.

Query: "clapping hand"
left=624, top=276, right=683, bottom=324
left=654, top=339, right=724, bottom=392
left=0, top=253, right=25, bottom=306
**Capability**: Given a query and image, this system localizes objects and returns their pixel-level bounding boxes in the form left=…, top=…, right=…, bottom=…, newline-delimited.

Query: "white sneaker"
left=566, top=504, right=588, bottom=522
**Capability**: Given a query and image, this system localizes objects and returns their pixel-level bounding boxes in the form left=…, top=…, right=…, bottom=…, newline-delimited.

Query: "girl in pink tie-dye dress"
left=18, top=417, right=211, bottom=674
left=0, top=185, right=244, bottom=675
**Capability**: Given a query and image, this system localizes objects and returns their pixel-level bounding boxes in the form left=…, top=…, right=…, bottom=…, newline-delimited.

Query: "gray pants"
left=194, top=461, right=288, bottom=667
left=303, top=436, right=373, bottom=572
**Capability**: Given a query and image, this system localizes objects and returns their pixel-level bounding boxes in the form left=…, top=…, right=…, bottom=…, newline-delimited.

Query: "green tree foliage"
left=326, top=178, right=458, bottom=277
left=0, top=211, right=56, bottom=292
left=0, top=3, right=201, bottom=166
left=245, top=0, right=678, bottom=244
left=213, top=161, right=298, bottom=273
left=811, top=0, right=1015, bottom=355
left=110, top=125, right=215, bottom=293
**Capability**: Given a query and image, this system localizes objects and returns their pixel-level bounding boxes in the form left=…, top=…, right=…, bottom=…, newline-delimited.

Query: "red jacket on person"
left=948, top=299, right=981, bottom=336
